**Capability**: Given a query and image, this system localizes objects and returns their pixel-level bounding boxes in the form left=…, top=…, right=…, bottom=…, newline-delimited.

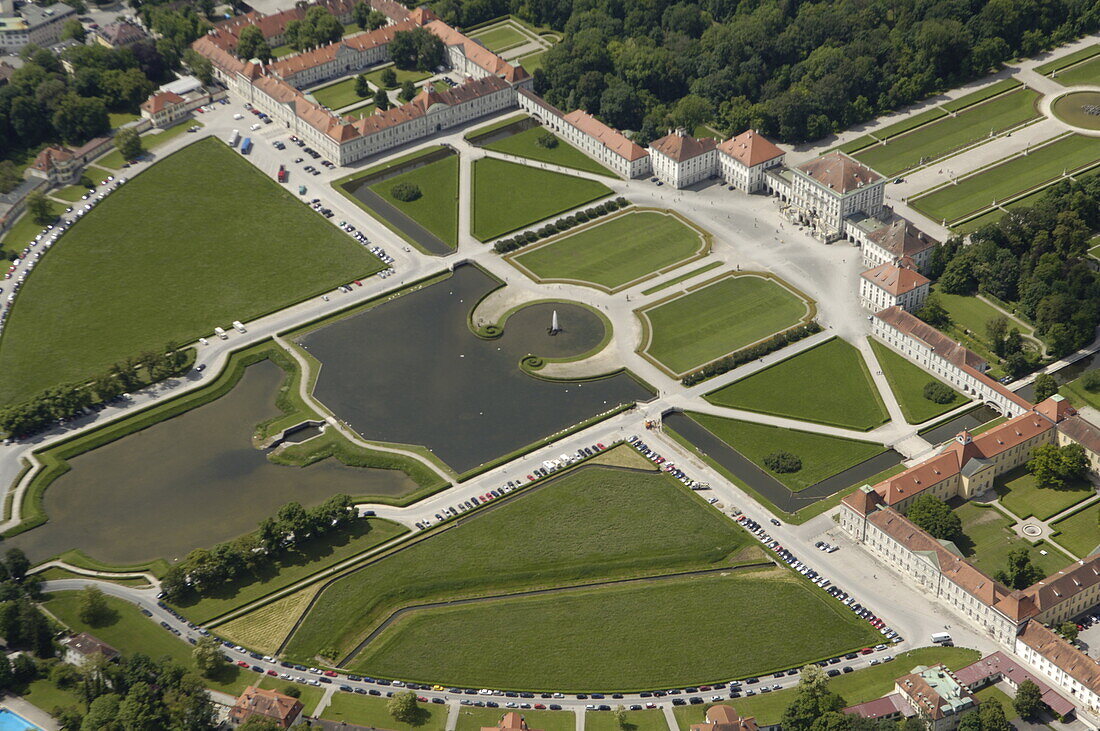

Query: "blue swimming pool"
left=0, top=708, right=43, bottom=731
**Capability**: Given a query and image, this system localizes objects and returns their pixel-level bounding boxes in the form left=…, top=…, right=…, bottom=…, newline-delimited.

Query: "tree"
left=238, top=718, right=281, bottom=731
left=25, top=191, right=53, bottom=226
left=994, top=547, right=1044, bottom=590
left=536, top=130, right=558, bottom=148
left=986, top=316, right=1008, bottom=356
left=117, top=681, right=164, bottom=730
left=390, top=182, right=421, bottom=201
left=81, top=693, right=122, bottom=731
left=380, top=67, right=397, bottom=88
left=62, top=19, right=86, bottom=42
left=671, top=94, right=713, bottom=133
left=1027, top=443, right=1087, bottom=489
left=1013, top=679, right=1045, bottom=720
left=1058, top=621, right=1079, bottom=642
left=905, top=494, right=961, bottom=542
left=781, top=665, right=844, bottom=731
left=957, top=711, right=982, bottom=731
left=764, top=451, right=801, bottom=473
left=354, top=74, right=370, bottom=98
left=373, top=86, right=390, bottom=111
left=78, top=586, right=111, bottom=626
left=365, top=9, right=388, bottom=29
left=923, top=382, right=956, bottom=404
left=192, top=636, right=224, bottom=678
left=53, top=94, right=109, bottom=144
left=183, top=49, right=214, bottom=85
left=979, top=698, right=1012, bottom=731
left=916, top=296, right=950, bottom=329
left=389, top=28, right=444, bottom=71
left=399, top=79, right=417, bottom=102
left=1033, top=373, right=1058, bottom=403
left=614, top=705, right=628, bottom=729
left=236, top=24, right=271, bottom=62
left=115, top=127, right=143, bottom=162
left=388, top=690, right=419, bottom=723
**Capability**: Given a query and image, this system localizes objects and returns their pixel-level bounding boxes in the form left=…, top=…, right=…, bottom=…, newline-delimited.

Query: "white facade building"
left=859, top=259, right=930, bottom=312
left=769, top=152, right=885, bottom=241
left=649, top=129, right=717, bottom=189
left=716, top=130, right=785, bottom=193
left=0, top=2, right=75, bottom=52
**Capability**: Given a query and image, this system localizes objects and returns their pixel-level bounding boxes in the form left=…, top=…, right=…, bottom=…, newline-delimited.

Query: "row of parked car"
left=737, top=514, right=905, bottom=646
left=626, top=434, right=705, bottom=489
left=0, top=175, right=127, bottom=335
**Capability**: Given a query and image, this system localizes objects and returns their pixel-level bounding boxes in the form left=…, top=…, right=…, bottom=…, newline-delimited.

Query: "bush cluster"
left=390, top=182, right=422, bottom=202
left=493, top=197, right=629, bottom=253
left=535, top=130, right=559, bottom=148
left=1082, top=370, right=1100, bottom=392
left=923, top=381, right=956, bottom=404
left=680, top=322, right=823, bottom=386
left=763, top=451, right=802, bottom=473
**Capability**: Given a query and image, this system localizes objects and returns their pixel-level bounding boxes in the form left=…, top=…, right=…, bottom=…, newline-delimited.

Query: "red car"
left=534, top=704, right=546, bottom=710
left=417, top=696, right=428, bottom=703
left=860, top=648, right=873, bottom=655
left=237, top=661, right=249, bottom=667
left=324, top=671, right=338, bottom=677
left=267, top=670, right=278, bottom=676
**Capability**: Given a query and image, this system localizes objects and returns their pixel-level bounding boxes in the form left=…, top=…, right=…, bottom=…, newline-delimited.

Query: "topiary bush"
left=764, top=451, right=802, bottom=473
left=390, top=182, right=422, bottom=202
left=536, top=130, right=559, bottom=148
left=923, top=381, right=956, bottom=404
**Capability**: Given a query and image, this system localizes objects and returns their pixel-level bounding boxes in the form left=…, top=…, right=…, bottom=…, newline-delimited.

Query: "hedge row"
left=680, top=321, right=823, bottom=386
left=493, top=197, right=630, bottom=253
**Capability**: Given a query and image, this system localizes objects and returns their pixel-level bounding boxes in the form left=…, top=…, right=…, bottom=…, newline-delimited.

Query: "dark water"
left=466, top=117, right=540, bottom=147
left=298, top=265, right=653, bottom=473
left=283, top=424, right=324, bottom=443
left=12, top=361, right=416, bottom=564
left=663, top=412, right=903, bottom=513
left=1015, top=352, right=1097, bottom=402
left=918, top=405, right=1001, bottom=445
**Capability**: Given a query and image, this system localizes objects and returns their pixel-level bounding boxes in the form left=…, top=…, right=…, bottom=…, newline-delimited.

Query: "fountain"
left=548, top=309, right=562, bottom=336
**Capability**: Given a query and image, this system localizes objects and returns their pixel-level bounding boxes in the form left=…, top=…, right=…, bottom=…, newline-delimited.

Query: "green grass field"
left=705, top=338, right=888, bottom=431
left=284, top=465, right=752, bottom=664
left=995, top=466, right=1094, bottom=521
left=352, top=568, right=880, bottom=690
left=457, top=707, right=576, bottom=731
left=869, top=339, right=967, bottom=423
left=109, top=112, right=140, bottom=128
left=173, top=518, right=407, bottom=624
left=912, top=134, right=1100, bottom=223
left=311, top=76, right=372, bottom=109
left=1059, top=372, right=1100, bottom=411
left=471, top=158, right=613, bottom=241
left=686, top=412, right=886, bottom=491
left=954, top=503, right=1069, bottom=577
left=511, top=211, right=705, bottom=290
left=836, top=136, right=876, bottom=154
left=470, top=24, right=528, bottom=51
left=364, top=65, right=431, bottom=89
left=1039, top=44, right=1100, bottom=76
left=369, top=153, right=459, bottom=247
left=0, top=138, right=382, bottom=406
left=518, top=50, right=547, bottom=73
left=587, top=710, right=668, bottom=731
left=321, top=692, right=448, bottom=730
left=0, top=198, right=62, bottom=260
left=941, top=79, right=1023, bottom=113
left=1052, top=501, right=1100, bottom=557
left=854, top=89, right=1040, bottom=176
left=640, top=275, right=809, bottom=375
left=671, top=647, right=980, bottom=727
left=96, top=122, right=204, bottom=169
left=1055, top=55, right=1100, bottom=86
left=482, top=126, right=616, bottom=177
left=45, top=591, right=252, bottom=694
left=875, top=107, right=947, bottom=140
left=931, top=286, right=1022, bottom=349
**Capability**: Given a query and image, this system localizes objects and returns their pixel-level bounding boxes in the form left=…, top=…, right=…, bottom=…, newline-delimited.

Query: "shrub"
left=763, top=451, right=802, bottom=473
left=535, top=130, right=558, bottom=148
left=576, top=211, right=589, bottom=222
left=524, top=231, right=538, bottom=243
left=923, top=381, right=956, bottom=404
left=1082, top=370, right=1100, bottom=392
left=615, top=196, right=628, bottom=207
left=390, top=182, right=421, bottom=202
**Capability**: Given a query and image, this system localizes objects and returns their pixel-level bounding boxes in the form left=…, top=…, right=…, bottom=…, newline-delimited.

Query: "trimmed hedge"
left=680, top=321, right=823, bottom=386
left=493, top=197, right=629, bottom=253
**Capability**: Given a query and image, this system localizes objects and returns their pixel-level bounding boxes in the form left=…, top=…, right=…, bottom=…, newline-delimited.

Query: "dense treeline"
left=925, top=177, right=1100, bottom=361
left=161, top=494, right=358, bottom=600
left=431, top=0, right=1098, bottom=143
left=0, top=344, right=190, bottom=439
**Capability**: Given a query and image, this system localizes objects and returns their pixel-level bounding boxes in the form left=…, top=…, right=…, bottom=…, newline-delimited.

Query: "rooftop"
left=650, top=130, right=717, bottom=162
left=717, top=129, right=784, bottom=167
left=796, top=151, right=882, bottom=194
left=63, top=632, right=120, bottom=660
left=229, top=686, right=304, bottom=728
left=861, top=261, right=930, bottom=296
left=895, top=665, right=975, bottom=720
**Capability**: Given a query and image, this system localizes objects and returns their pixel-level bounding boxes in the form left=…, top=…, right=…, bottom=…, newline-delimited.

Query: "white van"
left=214, top=326, right=228, bottom=340
left=232, top=320, right=246, bottom=333
left=931, top=632, right=952, bottom=644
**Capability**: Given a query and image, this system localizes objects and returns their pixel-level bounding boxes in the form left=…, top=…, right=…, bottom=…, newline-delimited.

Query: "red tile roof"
left=140, top=90, right=185, bottom=114
left=861, top=261, right=930, bottom=296
left=650, top=131, right=717, bottom=162
left=229, top=686, right=303, bottom=729
left=867, top=218, right=936, bottom=258
left=843, top=693, right=914, bottom=720
left=954, top=652, right=1075, bottom=717
left=424, top=20, right=528, bottom=83
left=1022, top=556, right=1100, bottom=610
left=690, top=704, right=758, bottom=731
left=562, top=109, right=648, bottom=161
left=268, top=21, right=415, bottom=80
left=1018, top=621, right=1100, bottom=696
left=717, top=129, right=783, bottom=167
left=797, top=151, right=882, bottom=193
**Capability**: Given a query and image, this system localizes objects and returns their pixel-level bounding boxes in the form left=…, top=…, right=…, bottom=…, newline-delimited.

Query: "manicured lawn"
left=352, top=568, right=881, bottom=690
left=1055, top=55, right=1100, bottom=86
left=954, top=503, right=1069, bottom=577
left=34, top=566, right=152, bottom=587
left=44, top=591, right=252, bottom=694
left=20, top=677, right=84, bottom=715
left=671, top=647, right=980, bottom=727
left=482, top=126, right=616, bottom=177
left=953, top=207, right=1006, bottom=235
left=173, top=518, right=407, bottom=623
left=471, top=24, right=528, bottom=52
left=321, top=692, right=448, bottom=731
left=932, top=286, right=1022, bottom=347
left=51, top=184, right=93, bottom=202
left=974, top=685, right=1018, bottom=720
left=1036, top=44, right=1100, bottom=75
left=369, top=153, right=460, bottom=247
left=687, top=412, right=886, bottom=491
left=912, top=134, right=1100, bottom=223
left=875, top=107, right=947, bottom=140
left=705, top=338, right=889, bottom=431
left=941, top=79, right=1023, bottom=113
left=855, top=88, right=1040, bottom=176
left=1060, top=372, right=1100, bottom=411
left=109, top=111, right=140, bottom=128
left=457, top=707, right=576, bottom=731
left=284, top=466, right=750, bottom=663
left=0, top=198, right=63, bottom=259
left=587, top=710, right=669, bottom=731
left=869, top=339, right=967, bottom=423
left=0, top=138, right=382, bottom=406
left=640, top=275, right=809, bottom=375
left=311, top=76, right=372, bottom=110
left=271, top=43, right=295, bottom=58
left=518, top=50, right=547, bottom=73
left=836, top=135, right=876, bottom=154
left=512, top=211, right=705, bottom=290
left=364, top=65, right=431, bottom=89
left=1052, top=501, right=1100, bottom=558
left=96, top=121, right=204, bottom=169
left=995, top=466, right=1094, bottom=521
left=344, top=102, right=377, bottom=119
left=471, top=158, right=612, bottom=241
